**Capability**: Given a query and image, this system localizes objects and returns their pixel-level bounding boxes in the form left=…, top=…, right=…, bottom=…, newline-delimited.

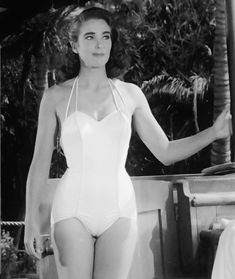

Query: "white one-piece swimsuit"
left=51, top=77, right=137, bottom=237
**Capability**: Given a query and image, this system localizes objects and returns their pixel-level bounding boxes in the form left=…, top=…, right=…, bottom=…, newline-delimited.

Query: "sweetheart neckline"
left=77, top=110, right=118, bottom=123
left=61, top=110, right=130, bottom=130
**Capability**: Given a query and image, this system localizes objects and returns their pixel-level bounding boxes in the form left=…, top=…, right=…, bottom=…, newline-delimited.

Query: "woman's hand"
left=24, top=217, right=42, bottom=260
left=213, top=106, right=233, bottom=140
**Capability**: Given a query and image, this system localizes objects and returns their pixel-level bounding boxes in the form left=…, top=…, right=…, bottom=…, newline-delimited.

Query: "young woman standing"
left=24, top=7, right=233, bottom=279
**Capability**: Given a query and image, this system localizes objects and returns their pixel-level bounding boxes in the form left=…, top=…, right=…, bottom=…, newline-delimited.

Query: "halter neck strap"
left=65, top=76, right=79, bottom=119
left=75, top=77, right=79, bottom=111
left=108, top=78, right=121, bottom=111
left=108, top=79, right=128, bottom=114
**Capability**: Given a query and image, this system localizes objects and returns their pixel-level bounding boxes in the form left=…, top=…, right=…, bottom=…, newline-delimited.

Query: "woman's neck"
left=78, top=66, right=109, bottom=91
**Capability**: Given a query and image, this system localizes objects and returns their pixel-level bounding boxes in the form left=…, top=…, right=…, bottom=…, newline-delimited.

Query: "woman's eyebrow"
left=83, top=31, right=111, bottom=36
left=103, top=31, right=111, bottom=35
left=84, top=32, right=95, bottom=36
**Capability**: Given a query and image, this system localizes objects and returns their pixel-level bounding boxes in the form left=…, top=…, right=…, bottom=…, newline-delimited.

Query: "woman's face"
left=73, top=18, right=112, bottom=69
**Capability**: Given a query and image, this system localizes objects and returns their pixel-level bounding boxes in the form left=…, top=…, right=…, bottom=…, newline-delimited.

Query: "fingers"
left=35, top=236, right=43, bottom=259
left=216, top=107, right=228, bottom=121
left=223, top=106, right=233, bottom=135
left=226, top=112, right=232, bottom=121
left=25, top=242, right=40, bottom=260
left=214, top=106, right=233, bottom=139
left=219, top=106, right=231, bottom=122
left=225, top=104, right=230, bottom=110
left=224, top=112, right=233, bottom=136
left=24, top=237, right=42, bottom=260
left=220, top=105, right=230, bottom=117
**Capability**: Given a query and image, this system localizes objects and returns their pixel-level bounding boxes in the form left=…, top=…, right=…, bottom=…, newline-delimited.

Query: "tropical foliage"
left=1, top=229, right=37, bottom=277
left=1, top=230, right=18, bottom=278
left=1, top=0, right=218, bottom=219
left=119, top=0, right=216, bottom=174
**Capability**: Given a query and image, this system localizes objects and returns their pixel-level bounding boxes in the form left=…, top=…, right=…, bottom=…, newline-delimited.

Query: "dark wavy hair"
left=68, top=7, right=131, bottom=78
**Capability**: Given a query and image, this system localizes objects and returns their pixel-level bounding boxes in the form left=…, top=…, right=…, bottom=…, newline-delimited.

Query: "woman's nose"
left=96, top=39, right=102, bottom=49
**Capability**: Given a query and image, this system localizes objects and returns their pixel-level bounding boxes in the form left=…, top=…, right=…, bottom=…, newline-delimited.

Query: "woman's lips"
left=92, top=53, right=105, bottom=56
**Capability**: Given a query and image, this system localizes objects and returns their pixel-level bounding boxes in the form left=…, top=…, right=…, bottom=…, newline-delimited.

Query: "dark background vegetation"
left=1, top=0, right=215, bottom=221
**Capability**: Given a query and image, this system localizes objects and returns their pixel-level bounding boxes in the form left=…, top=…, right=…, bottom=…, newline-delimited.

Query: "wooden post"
left=226, top=0, right=235, bottom=161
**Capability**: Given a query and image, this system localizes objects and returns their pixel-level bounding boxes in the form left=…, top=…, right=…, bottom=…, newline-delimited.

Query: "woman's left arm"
left=131, top=84, right=232, bottom=166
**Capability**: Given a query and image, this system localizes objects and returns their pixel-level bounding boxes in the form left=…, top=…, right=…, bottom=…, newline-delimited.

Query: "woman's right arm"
left=24, top=88, right=57, bottom=259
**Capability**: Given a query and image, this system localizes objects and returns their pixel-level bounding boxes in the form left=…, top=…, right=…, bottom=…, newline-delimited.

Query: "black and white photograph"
left=1, top=0, right=235, bottom=279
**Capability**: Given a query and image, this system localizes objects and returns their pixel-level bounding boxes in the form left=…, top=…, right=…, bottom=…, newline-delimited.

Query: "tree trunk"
left=211, top=0, right=231, bottom=165
left=226, top=0, right=235, bottom=162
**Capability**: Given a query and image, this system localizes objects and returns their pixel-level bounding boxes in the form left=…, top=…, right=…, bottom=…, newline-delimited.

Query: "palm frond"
left=190, top=74, right=209, bottom=130
left=141, top=72, right=209, bottom=104
left=141, top=72, right=210, bottom=132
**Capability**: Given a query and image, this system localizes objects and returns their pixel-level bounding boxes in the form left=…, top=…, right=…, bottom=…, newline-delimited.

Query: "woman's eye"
left=85, top=36, right=93, bottom=40
left=103, top=35, right=111, bottom=40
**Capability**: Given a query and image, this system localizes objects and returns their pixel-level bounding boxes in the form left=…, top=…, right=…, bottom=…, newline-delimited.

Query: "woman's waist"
left=63, top=166, right=129, bottom=181
left=66, top=164, right=127, bottom=174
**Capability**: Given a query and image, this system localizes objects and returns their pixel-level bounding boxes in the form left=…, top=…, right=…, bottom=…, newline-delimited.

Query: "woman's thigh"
left=93, top=217, right=138, bottom=279
left=53, top=218, right=94, bottom=279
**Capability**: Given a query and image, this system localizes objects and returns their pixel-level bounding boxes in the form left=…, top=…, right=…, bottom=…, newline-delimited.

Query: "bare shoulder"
left=113, top=79, right=145, bottom=112
left=41, top=78, right=75, bottom=112
left=46, top=78, right=74, bottom=101
left=114, top=79, right=142, bottom=95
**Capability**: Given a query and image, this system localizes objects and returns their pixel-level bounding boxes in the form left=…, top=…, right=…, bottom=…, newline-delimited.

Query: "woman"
left=212, top=219, right=235, bottom=279
left=24, top=7, right=232, bottom=279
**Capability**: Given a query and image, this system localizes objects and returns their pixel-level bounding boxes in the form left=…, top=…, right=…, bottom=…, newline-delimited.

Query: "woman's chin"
left=87, top=62, right=107, bottom=69
left=87, top=58, right=109, bottom=68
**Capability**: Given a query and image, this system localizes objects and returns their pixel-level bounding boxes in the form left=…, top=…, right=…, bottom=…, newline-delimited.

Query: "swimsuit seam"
left=117, top=111, right=126, bottom=218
